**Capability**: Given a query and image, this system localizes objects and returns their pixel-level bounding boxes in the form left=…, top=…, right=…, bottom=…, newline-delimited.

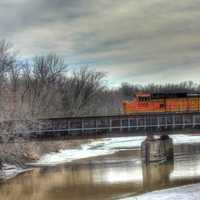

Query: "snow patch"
left=120, top=183, right=200, bottom=200
left=82, top=134, right=200, bottom=150
left=32, top=134, right=200, bottom=166
left=30, top=149, right=117, bottom=166
left=0, top=164, right=29, bottom=180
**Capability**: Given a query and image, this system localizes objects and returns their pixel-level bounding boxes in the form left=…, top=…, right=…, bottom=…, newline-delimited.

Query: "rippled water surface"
left=1, top=134, right=200, bottom=200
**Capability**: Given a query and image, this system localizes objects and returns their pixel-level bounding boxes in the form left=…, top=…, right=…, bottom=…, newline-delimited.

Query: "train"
left=122, top=92, right=200, bottom=114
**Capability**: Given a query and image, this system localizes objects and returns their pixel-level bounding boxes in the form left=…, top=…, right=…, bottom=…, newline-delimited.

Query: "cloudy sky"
left=1, top=0, right=200, bottom=86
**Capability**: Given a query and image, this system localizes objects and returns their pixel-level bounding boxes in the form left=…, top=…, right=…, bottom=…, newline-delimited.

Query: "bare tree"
left=0, top=40, right=17, bottom=121
left=20, top=54, right=67, bottom=117
left=33, top=54, right=67, bottom=83
left=62, top=67, right=105, bottom=116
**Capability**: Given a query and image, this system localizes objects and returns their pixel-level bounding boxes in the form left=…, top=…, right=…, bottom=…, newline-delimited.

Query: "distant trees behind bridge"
left=119, top=81, right=200, bottom=101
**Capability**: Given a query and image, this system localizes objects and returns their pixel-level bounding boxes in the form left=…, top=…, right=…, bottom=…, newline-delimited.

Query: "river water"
left=1, top=134, right=200, bottom=200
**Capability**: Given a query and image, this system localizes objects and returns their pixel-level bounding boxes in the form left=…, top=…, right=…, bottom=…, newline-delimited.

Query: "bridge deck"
left=15, top=111, right=200, bottom=138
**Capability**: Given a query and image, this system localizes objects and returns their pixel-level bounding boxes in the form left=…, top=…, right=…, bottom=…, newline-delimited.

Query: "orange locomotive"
left=122, top=92, right=200, bottom=114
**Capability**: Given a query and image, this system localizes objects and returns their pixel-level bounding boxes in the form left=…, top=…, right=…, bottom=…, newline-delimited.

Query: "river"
left=1, top=134, right=200, bottom=200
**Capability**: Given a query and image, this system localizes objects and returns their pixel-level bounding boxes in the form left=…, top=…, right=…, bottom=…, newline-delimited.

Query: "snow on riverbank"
left=0, top=164, right=30, bottom=180
left=1, top=134, right=200, bottom=182
left=29, top=149, right=117, bottom=166
left=120, top=183, right=200, bottom=200
left=33, top=134, right=200, bottom=166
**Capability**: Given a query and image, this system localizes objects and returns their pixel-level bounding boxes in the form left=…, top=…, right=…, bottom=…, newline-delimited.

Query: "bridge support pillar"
left=141, top=135, right=174, bottom=163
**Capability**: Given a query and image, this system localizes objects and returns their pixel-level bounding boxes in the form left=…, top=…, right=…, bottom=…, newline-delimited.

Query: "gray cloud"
left=1, top=0, right=200, bottom=86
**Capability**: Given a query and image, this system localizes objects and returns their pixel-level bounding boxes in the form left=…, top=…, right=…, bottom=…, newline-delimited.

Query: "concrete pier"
left=141, top=134, right=174, bottom=163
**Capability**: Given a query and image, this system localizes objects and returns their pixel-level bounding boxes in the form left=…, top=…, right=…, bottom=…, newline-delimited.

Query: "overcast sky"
left=1, top=0, right=200, bottom=86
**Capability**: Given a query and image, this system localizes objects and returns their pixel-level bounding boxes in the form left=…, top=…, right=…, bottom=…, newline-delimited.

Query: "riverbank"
left=0, top=139, right=92, bottom=180
left=1, top=133, right=200, bottom=166
left=1, top=134, right=200, bottom=179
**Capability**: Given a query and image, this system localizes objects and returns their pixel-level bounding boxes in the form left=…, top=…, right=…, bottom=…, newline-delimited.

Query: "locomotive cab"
left=123, top=92, right=200, bottom=114
left=135, top=93, right=151, bottom=102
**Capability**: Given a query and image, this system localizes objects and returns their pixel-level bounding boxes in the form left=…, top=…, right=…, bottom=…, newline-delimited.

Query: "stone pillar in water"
left=141, top=134, right=174, bottom=163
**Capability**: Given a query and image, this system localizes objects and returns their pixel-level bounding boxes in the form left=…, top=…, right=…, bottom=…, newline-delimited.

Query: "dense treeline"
left=0, top=40, right=121, bottom=121
left=119, top=81, right=200, bottom=101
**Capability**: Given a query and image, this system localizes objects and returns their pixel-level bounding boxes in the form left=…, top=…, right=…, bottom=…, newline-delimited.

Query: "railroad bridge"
left=30, top=111, right=200, bottom=137
left=23, top=111, right=199, bottom=163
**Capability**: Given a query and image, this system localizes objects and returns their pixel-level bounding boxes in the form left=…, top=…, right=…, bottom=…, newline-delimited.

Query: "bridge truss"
left=19, top=111, right=200, bottom=138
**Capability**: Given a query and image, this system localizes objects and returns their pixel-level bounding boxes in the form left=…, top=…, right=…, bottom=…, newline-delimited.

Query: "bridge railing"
left=13, top=112, right=200, bottom=137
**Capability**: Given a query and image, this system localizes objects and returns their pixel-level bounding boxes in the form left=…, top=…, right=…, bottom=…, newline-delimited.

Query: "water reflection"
left=171, top=143, right=200, bottom=181
left=142, top=162, right=174, bottom=192
left=1, top=143, right=200, bottom=200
